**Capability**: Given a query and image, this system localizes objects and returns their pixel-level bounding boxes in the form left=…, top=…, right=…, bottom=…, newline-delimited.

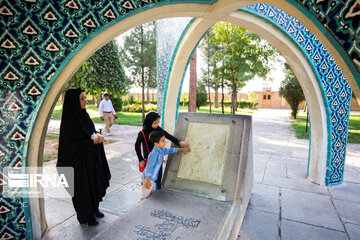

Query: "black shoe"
left=87, top=220, right=99, bottom=226
left=79, top=220, right=99, bottom=226
left=96, top=210, right=104, bottom=218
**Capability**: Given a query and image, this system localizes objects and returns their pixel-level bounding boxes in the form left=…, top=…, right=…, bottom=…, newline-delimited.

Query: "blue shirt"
left=141, top=146, right=178, bottom=181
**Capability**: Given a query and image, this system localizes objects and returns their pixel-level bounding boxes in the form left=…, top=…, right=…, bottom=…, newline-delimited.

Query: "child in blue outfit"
left=139, top=130, right=189, bottom=201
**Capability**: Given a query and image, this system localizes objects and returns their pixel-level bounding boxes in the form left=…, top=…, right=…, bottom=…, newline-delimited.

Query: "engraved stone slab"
left=93, top=190, right=232, bottom=240
left=177, top=122, right=230, bottom=185
left=163, top=113, right=253, bottom=203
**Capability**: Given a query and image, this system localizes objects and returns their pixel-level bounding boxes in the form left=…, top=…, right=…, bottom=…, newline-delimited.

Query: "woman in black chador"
left=57, top=88, right=111, bottom=226
left=135, top=111, right=189, bottom=190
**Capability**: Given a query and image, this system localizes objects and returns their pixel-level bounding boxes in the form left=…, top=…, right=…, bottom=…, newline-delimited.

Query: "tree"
left=213, top=59, right=227, bottom=114
left=279, top=63, right=305, bottom=119
left=199, top=30, right=218, bottom=113
left=247, top=91, right=259, bottom=109
left=120, top=22, right=156, bottom=121
left=196, top=80, right=208, bottom=110
left=210, top=22, right=275, bottom=114
left=66, top=40, right=128, bottom=103
left=145, top=23, right=157, bottom=103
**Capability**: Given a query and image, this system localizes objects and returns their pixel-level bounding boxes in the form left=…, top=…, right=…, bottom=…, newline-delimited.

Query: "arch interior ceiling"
left=0, top=0, right=359, bottom=238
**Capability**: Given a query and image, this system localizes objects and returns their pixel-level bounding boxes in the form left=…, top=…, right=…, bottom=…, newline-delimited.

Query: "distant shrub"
left=111, top=95, right=123, bottom=112
left=239, top=100, right=252, bottom=109
left=123, top=104, right=157, bottom=112
left=128, top=95, right=135, bottom=104
left=122, top=99, right=129, bottom=106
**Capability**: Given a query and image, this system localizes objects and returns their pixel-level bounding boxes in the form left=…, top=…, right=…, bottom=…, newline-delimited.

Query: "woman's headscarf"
left=142, top=111, right=160, bottom=131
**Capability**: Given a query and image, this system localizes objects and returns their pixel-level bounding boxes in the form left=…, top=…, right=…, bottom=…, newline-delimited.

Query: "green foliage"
left=122, top=104, right=157, bottom=112
left=196, top=81, right=208, bottom=109
left=128, top=95, right=135, bottom=104
left=67, top=40, right=128, bottom=97
left=199, top=30, right=219, bottom=111
left=122, top=99, right=129, bottom=106
left=120, top=22, right=157, bottom=119
left=209, top=22, right=276, bottom=113
left=111, top=95, right=123, bottom=112
left=239, top=100, right=253, bottom=109
left=348, top=114, right=360, bottom=143
left=247, top=91, right=259, bottom=109
left=279, top=64, right=305, bottom=119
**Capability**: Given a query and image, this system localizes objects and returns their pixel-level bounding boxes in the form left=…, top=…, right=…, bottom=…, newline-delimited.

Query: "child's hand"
left=179, top=147, right=191, bottom=154
left=144, top=178, right=151, bottom=189
left=139, top=160, right=145, bottom=168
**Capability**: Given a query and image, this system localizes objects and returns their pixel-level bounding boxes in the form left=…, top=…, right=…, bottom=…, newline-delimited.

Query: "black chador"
left=57, top=88, right=111, bottom=225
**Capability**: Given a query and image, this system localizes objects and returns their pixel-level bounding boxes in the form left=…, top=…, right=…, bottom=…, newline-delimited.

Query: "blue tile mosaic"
left=0, top=0, right=358, bottom=238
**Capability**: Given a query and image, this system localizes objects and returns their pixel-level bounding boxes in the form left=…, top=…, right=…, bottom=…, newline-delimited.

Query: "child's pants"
left=139, top=179, right=156, bottom=201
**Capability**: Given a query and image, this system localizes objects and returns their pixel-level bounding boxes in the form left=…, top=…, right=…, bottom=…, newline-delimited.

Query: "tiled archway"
left=0, top=0, right=359, bottom=238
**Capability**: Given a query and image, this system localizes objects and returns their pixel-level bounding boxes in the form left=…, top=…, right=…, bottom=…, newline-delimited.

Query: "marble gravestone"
left=94, top=113, right=253, bottom=240
left=162, top=113, right=253, bottom=239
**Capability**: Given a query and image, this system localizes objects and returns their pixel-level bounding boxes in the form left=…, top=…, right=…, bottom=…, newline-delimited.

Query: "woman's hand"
left=139, top=160, right=145, bottom=168
left=179, top=141, right=190, bottom=151
left=96, top=133, right=104, bottom=143
left=93, top=134, right=104, bottom=144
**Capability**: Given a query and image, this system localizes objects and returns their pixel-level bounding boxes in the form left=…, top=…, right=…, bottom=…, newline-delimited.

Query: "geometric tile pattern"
left=0, top=0, right=359, bottom=238
left=294, top=0, right=360, bottom=71
left=156, top=17, right=191, bottom=118
left=242, top=3, right=352, bottom=186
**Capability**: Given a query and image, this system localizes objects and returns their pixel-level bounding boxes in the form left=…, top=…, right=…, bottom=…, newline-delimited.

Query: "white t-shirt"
left=99, top=99, right=115, bottom=117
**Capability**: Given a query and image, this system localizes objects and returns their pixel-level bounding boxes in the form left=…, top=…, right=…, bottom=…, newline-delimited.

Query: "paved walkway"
left=42, top=109, right=360, bottom=240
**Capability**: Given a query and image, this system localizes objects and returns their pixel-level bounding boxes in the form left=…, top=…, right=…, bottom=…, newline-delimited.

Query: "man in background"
left=99, top=92, right=115, bottom=136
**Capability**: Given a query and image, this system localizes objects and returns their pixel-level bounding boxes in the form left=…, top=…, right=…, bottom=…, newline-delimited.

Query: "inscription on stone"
left=133, top=209, right=201, bottom=240
left=177, top=122, right=229, bottom=185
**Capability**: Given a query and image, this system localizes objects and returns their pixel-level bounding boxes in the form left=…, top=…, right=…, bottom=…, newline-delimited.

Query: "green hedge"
left=122, top=104, right=157, bottom=112
left=123, top=99, right=157, bottom=106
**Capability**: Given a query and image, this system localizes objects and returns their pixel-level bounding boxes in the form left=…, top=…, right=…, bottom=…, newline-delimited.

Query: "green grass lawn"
left=291, top=112, right=360, bottom=144
left=51, top=104, right=254, bottom=126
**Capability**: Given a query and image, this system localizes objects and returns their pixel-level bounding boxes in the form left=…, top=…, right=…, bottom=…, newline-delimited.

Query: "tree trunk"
left=142, top=76, right=145, bottom=121
left=214, top=88, right=218, bottom=108
left=231, top=80, right=237, bottom=114
left=141, top=25, right=145, bottom=122
left=208, top=86, right=212, bottom=114
left=97, top=94, right=102, bottom=108
left=221, top=82, right=224, bottom=114
left=188, top=49, right=197, bottom=112
left=207, top=41, right=211, bottom=114
left=146, top=86, right=150, bottom=104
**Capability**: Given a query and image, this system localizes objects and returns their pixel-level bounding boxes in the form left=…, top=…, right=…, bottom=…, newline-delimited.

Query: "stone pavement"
left=42, top=109, right=360, bottom=240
